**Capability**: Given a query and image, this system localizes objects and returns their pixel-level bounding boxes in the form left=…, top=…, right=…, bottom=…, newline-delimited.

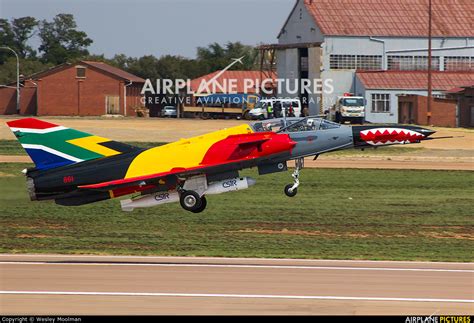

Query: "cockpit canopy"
left=251, top=117, right=341, bottom=133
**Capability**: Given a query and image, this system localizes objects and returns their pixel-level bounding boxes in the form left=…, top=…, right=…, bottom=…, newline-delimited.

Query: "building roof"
left=25, top=61, right=145, bottom=83
left=356, top=71, right=474, bottom=91
left=298, top=0, right=473, bottom=37
left=81, top=61, right=145, bottom=83
left=190, top=70, right=276, bottom=94
left=446, top=82, right=474, bottom=93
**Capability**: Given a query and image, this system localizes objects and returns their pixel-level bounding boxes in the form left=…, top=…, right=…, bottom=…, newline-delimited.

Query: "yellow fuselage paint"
left=125, top=124, right=254, bottom=179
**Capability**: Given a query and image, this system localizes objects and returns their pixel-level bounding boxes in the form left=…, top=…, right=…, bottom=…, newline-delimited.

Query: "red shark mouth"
left=360, top=128, right=425, bottom=146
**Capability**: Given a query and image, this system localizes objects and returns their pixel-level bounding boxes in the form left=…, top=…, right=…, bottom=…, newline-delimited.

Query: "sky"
left=0, top=0, right=295, bottom=59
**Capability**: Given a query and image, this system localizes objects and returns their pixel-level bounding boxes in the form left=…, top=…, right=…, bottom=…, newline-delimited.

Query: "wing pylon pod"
left=120, top=177, right=256, bottom=212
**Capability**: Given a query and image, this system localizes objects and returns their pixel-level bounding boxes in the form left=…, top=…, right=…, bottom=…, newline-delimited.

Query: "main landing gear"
left=178, top=174, right=208, bottom=213
left=179, top=190, right=207, bottom=213
left=284, top=158, right=304, bottom=197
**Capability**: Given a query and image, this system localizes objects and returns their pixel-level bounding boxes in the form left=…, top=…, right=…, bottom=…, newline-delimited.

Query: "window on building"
left=444, top=57, right=473, bottom=71
left=371, top=93, right=390, bottom=113
left=76, top=66, right=86, bottom=78
left=387, top=56, right=440, bottom=70
left=330, top=55, right=382, bottom=70
left=300, top=57, right=308, bottom=71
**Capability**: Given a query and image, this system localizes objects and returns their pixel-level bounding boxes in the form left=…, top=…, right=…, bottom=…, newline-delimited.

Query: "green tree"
left=0, top=18, right=16, bottom=63
left=109, top=54, right=134, bottom=70
left=154, top=55, right=206, bottom=80
left=126, top=55, right=160, bottom=80
left=11, top=17, right=38, bottom=58
left=38, top=14, right=92, bottom=65
left=0, top=57, right=52, bottom=84
left=196, top=41, right=257, bottom=72
left=109, top=54, right=210, bottom=81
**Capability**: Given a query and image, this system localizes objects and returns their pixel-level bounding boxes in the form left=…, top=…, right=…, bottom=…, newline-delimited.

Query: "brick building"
left=398, top=95, right=458, bottom=127
left=0, top=61, right=145, bottom=116
left=355, top=71, right=474, bottom=125
left=446, top=84, right=474, bottom=127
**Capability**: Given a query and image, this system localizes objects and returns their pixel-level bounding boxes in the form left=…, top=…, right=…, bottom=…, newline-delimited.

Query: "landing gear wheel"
left=284, top=158, right=303, bottom=197
left=284, top=184, right=297, bottom=197
left=191, top=196, right=207, bottom=213
left=179, top=190, right=202, bottom=212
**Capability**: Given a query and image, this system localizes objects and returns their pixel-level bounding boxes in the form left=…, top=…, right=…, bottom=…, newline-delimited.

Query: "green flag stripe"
left=15, top=129, right=104, bottom=160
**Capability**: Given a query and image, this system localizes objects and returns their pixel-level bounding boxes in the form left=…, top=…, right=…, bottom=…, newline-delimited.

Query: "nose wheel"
left=284, top=158, right=303, bottom=197
left=284, top=184, right=298, bottom=197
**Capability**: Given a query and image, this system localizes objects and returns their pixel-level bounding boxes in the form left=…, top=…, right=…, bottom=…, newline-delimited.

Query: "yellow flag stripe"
left=67, top=136, right=120, bottom=157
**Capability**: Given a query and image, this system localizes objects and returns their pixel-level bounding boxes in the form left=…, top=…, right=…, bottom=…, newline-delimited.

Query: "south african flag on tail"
left=6, top=118, right=139, bottom=170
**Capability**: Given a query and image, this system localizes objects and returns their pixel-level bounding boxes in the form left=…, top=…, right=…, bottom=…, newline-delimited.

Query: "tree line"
left=0, top=13, right=259, bottom=84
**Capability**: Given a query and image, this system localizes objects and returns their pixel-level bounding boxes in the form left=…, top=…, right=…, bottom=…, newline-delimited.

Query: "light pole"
left=0, top=46, right=20, bottom=113
left=427, top=0, right=432, bottom=125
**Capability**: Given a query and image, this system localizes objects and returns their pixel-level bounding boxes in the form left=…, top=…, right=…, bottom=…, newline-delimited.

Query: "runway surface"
left=0, top=254, right=473, bottom=315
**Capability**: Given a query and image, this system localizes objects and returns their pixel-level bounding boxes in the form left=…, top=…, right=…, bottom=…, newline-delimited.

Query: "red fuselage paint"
left=201, top=132, right=296, bottom=165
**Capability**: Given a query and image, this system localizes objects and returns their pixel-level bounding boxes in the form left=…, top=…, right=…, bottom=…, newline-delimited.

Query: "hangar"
left=275, top=0, right=474, bottom=122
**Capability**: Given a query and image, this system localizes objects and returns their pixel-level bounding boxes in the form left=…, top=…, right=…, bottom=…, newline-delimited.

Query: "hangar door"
left=106, top=95, right=120, bottom=115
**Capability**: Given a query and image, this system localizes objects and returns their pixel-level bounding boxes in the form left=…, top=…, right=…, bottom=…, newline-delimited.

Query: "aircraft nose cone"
left=418, top=128, right=436, bottom=137
left=246, top=177, right=257, bottom=187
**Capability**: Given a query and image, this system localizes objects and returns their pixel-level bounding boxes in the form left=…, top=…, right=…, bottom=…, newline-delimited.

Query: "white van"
left=249, top=98, right=302, bottom=120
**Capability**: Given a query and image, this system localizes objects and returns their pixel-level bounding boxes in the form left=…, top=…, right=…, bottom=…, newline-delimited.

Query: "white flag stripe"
left=21, top=144, right=83, bottom=163
left=9, top=126, right=68, bottom=134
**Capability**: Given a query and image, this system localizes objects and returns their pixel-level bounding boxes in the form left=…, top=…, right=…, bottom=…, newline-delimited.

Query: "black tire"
left=179, top=190, right=202, bottom=212
left=284, top=184, right=297, bottom=197
left=243, top=110, right=252, bottom=120
left=191, top=196, right=207, bottom=213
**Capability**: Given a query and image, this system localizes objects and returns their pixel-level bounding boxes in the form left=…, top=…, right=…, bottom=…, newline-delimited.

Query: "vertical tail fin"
left=6, top=118, right=139, bottom=170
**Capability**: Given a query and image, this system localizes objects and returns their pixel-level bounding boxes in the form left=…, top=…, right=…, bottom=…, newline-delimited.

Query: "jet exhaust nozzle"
left=26, top=176, right=37, bottom=201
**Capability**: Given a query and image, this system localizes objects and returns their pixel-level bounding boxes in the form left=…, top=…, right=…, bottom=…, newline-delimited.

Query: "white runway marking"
left=1, top=290, right=473, bottom=303
left=1, top=254, right=471, bottom=265
left=0, top=261, right=472, bottom=273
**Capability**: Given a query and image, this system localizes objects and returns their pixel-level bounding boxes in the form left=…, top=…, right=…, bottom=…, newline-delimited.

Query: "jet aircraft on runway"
left=7, top=117, right=436, bottom=213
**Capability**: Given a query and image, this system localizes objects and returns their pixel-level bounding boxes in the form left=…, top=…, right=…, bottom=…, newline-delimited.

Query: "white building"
left=276, top=0, right=474, bottom=122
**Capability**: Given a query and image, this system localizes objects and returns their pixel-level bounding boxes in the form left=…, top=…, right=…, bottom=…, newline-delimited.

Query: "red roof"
left=301, top=0, right=473, bottom=37
left=25, top=61, right=145, bottom=83
left=446, top=82, right=474, bottom=93
left=81, top=61, right=145, bottom=83
left=357, top=71, right=474, bottom=91
left=190, top=70, right=277, bottom=94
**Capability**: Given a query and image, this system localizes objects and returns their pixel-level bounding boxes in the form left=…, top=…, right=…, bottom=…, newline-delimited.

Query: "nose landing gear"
left=284, top=158, right=303, bottom=197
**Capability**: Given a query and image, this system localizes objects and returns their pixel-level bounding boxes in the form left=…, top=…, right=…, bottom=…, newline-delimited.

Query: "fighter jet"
left=6, top=117, right=435, bottom=213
